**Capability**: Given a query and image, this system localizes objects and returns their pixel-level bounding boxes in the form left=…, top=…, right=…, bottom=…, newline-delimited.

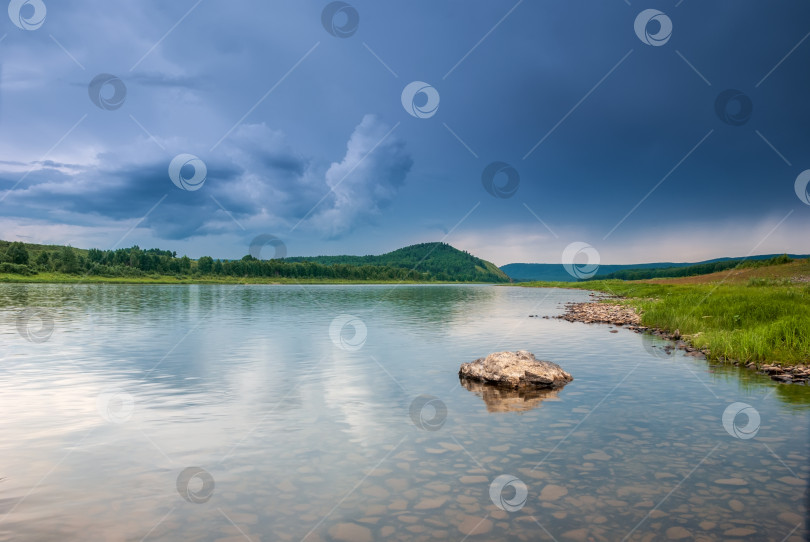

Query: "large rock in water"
left=458, top=350, right=572, bottom=389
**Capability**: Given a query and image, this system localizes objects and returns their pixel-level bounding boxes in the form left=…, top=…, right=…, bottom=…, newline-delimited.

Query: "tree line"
left=0, top=242, right=435, bottom=281
left=283, top=242, right=509, bottom=282
left=0, top=240, right=509, bottom=282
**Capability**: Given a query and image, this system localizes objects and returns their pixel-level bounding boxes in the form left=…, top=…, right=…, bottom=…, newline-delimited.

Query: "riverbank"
left=552, top=299, right=810, bottom=384
left=519, top=270, right=810, bottom=383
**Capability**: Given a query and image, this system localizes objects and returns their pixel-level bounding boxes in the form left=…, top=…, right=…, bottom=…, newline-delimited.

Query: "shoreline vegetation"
left=0, top=240, right=509, bottom=284
left=519, top=257, right=810, bottom=384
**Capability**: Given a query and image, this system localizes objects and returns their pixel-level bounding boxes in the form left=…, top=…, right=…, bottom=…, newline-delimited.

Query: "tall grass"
left=520, top=279, right=810, bottom=366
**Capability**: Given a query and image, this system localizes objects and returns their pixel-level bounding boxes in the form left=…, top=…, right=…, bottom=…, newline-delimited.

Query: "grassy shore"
left=0, top=271, right=476, bottom=285
left=519, top=259, right=810, bottom=366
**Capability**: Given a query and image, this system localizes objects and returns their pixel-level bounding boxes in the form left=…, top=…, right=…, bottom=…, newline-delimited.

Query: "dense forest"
left=284, top=242, right=509, bottom=282
left=0, top=240, right=509, bottom=283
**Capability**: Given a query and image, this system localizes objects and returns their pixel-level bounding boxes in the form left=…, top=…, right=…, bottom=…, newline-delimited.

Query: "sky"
left=1, top=0, right=809, bottom=266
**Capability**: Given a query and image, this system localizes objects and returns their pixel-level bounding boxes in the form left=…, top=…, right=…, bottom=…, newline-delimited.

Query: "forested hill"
left=501, top=253, right=810, bottom=282
left=0, top=240, right=509, bottom=283
left=284, top=242, right=510, bottom=283
left=590, top=254, right=798, bottom=281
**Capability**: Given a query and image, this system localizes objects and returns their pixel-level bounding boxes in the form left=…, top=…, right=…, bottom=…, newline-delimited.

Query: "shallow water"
left=0, top=284, right=807, bottom=541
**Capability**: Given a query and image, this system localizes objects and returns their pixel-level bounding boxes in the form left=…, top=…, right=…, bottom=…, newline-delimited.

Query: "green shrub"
left=0, top=262, right=36, bottom=275
left=4, top=242, right=30, bottom=265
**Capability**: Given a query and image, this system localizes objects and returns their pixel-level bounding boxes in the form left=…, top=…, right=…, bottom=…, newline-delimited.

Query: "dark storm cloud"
left=0, top=0, right=807, bottom=260
left=0, top=115, right=412, bottom=240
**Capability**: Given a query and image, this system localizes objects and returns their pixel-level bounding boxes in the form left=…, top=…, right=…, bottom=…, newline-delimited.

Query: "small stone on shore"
left=556, top=302, right=640, bottom=326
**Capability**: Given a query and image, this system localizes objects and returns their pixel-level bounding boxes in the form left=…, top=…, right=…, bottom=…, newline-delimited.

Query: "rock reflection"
left=460, top=377, right=561, bottom=413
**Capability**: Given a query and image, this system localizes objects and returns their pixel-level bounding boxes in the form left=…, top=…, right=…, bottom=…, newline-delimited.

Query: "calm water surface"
left=0, top=284, right=808, bottom=541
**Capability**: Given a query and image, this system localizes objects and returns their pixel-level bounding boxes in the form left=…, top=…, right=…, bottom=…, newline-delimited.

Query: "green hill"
left=0, top=240, right=508, bottom=283
left=284, top=242, right=510, bottom=283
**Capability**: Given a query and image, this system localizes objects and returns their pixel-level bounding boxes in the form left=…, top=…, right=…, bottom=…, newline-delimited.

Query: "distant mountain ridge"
left=500, top=253, right=810, bottom=282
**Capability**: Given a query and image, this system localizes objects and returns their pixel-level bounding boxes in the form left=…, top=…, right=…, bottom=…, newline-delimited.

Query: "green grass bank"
left=518, top=278, right=810, bottom=367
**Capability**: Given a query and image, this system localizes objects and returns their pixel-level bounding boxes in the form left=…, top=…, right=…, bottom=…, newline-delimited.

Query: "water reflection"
left=459, top=377, right=562, bottom=412
left=706, top=363, right=810, bottom=408
left=1, top=284, right=808, bottom=541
